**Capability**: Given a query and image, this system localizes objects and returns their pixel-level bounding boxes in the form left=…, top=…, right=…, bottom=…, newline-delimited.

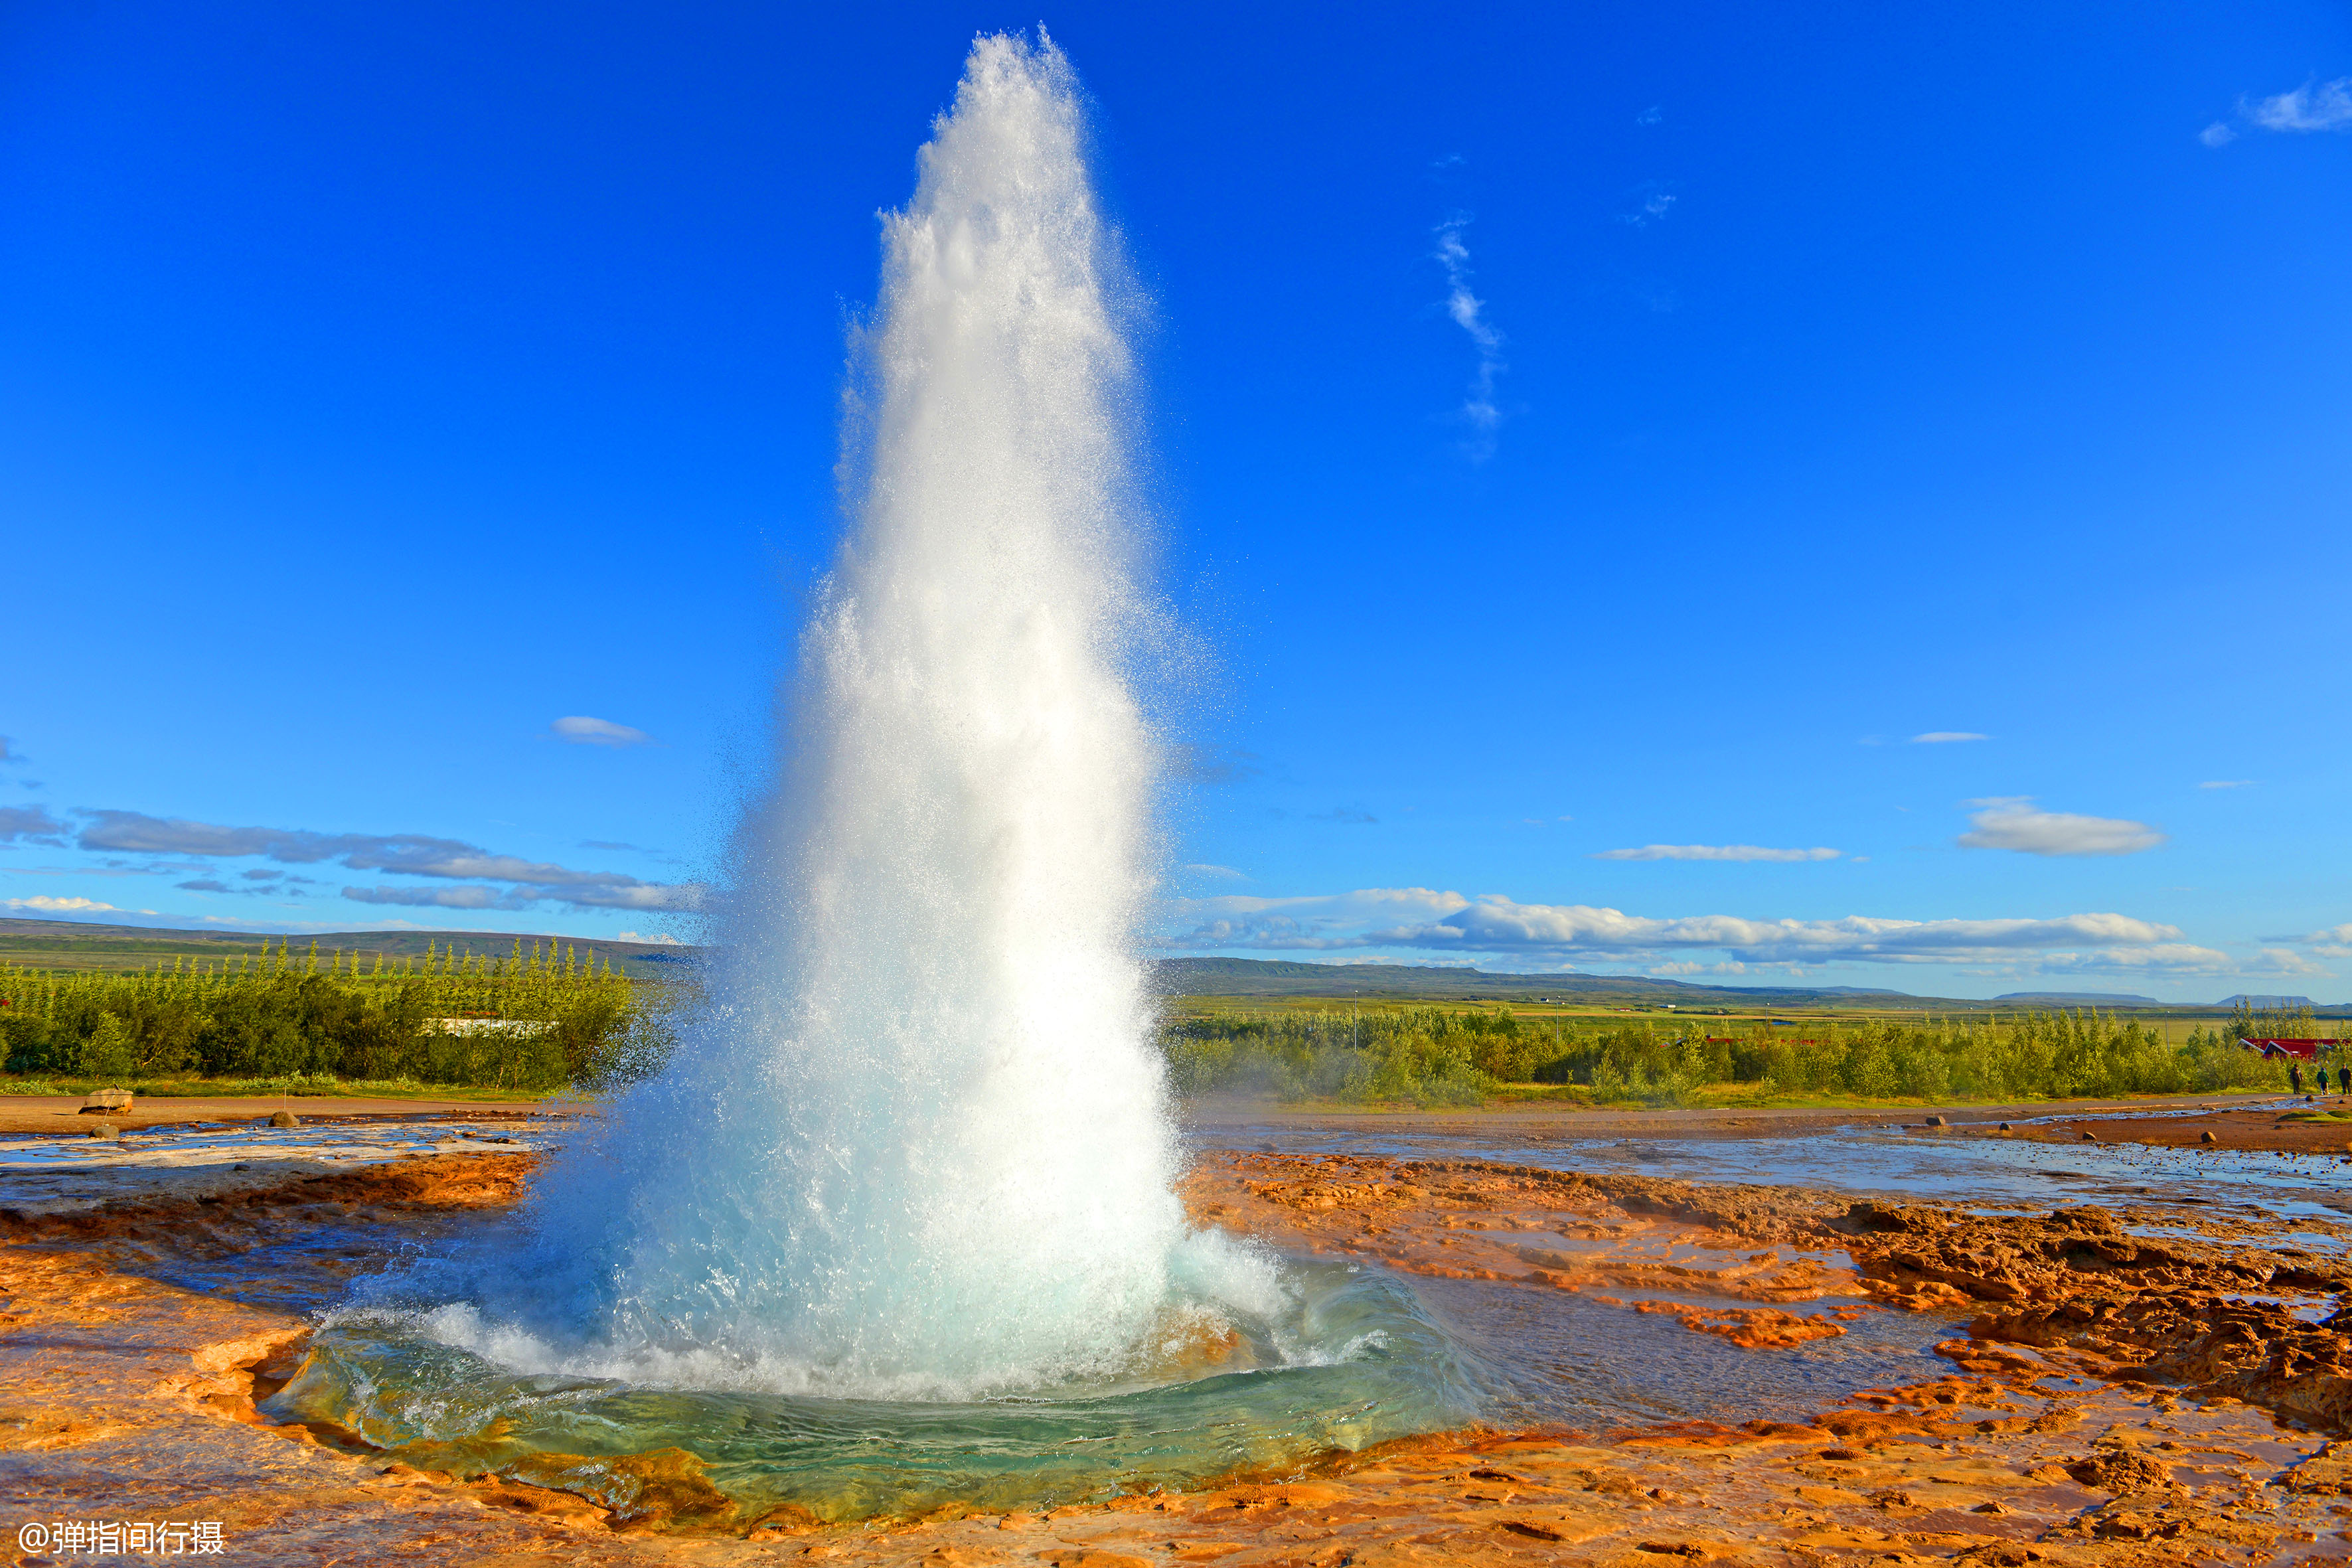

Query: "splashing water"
left=272, top=38, right=1484, bottom=1514
left=491, top=29, right=1204, bottom=1403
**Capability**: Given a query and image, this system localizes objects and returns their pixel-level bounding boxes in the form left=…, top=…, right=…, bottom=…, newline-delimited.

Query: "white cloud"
left=2248, top=78, right=2352, bottom=133
left=1162, top=887, right=2228, bottom=973
left=2199, top=121, right=2237, bottom=147
left=1181, top=864, right=1248, bottom=880
left=615, top=930, right=686, bottom=945
left=2, top=895, right=124, bottom=914
left=1911, top=732, right=1988, bottom=744
left=1593, top=844, right=1841, bottom=862
left=1433, top=219, right=1506, bottom=460
left=2300, top=923, right=2352, bottom=959
left=552, top=715, right=653, bottom=747
left=2199, top=779, right=2255, bottom=789
left=1956, top=798, right=2165, bottom=856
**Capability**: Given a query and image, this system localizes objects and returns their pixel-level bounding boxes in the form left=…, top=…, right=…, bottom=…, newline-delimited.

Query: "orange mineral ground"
left=10, top=1129, right=2352, bottom=1565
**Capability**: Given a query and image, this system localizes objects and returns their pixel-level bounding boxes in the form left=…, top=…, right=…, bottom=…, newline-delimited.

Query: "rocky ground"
left=10, top=1103, right=2352, bottom=1565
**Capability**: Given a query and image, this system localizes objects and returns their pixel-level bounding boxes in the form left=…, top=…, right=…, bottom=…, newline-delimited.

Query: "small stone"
left=232, top=1162, right=252, bottom=1172
left=2200, top=1131, right=2218, bottom=1144
left=2080, top=1130, right=2099, bottom=1142
left=1924, top=1114, right=1949, bottom=1127
left=1998, top=1121, right=2013, bottom=1131
left=268, top=1109, right=300, bottom=1129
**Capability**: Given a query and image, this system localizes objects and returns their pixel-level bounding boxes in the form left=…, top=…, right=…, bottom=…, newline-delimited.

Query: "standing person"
left=2292, top=1061, right=2304, bottom=1095
left=2338, top=1064, right=2348, bottom=1097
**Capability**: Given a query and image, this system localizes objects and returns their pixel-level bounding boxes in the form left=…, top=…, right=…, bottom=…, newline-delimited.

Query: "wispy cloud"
left=74, top=810, right=700, bottom=911
left=1433, top=218, right=1506, bottom=460
left=551, top=716, right=653, bottom=747
left=1593, top=844, right=1840, bottom=862
left=1181, top=863, right=1248, bottom=880
left=2199, top=779, right=2256, bottom=790
left=615, top=930, right=686, bottom=945
left=1160, top=886, right=2238, bottom=973
left=1955, top=798, right=2165, bottom=857
left=2204, top=77, right=2352, bottom=146
left=2248, top=78, right=2352, bottom=133
left=1910, top=732, right=1988, bottom=744
left=1620, top=183, right=1677, bottom=226
left=0, top=736, right=19, bottom=763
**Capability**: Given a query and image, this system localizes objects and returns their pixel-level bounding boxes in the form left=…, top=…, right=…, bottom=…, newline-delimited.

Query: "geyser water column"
left=515, top=32, right=1188, bottom=1398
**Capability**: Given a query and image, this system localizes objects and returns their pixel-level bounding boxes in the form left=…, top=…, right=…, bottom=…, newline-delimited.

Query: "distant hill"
left=1996, top=991, right=2159, bottom=1005
left=2220, top=994, right=2316, bottom=1009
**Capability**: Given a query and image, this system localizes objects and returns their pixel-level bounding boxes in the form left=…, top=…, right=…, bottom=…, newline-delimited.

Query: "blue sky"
left=3, top=1, right=2346, bottom=1000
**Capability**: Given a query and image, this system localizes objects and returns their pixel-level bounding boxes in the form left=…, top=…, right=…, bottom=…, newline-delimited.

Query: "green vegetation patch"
left=1160, top=1003, right=2308, bottom=1107
left=1, top=937, right=674, bottom=1092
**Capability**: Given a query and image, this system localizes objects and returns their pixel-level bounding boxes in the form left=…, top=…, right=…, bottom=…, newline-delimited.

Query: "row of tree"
left=1159, top=1002, right=2317, bottom=1106
left=0, top=939, right=653, bottom=1089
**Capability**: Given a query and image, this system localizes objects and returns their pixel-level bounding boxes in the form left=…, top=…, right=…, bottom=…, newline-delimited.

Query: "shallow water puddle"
left=1198, top=1115, right=2352, bottom=1227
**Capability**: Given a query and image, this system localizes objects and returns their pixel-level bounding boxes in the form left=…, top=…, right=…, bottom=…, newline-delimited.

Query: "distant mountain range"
left=1994, top=991, right=2160, bottom=1005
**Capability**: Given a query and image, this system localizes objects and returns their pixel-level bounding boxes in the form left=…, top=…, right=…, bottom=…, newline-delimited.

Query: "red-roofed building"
left=2241, top=1038, right=2345, bottom=1060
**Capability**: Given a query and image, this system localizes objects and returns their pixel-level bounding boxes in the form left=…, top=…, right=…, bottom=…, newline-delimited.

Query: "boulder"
left=268, top=1109, right=301, bottom=1129
left=79, top=1089, right=132, bottom=1114
left=87, top=1122, right=119, bottom=1140
left=1924, top=1114, right=1949, bottom=1127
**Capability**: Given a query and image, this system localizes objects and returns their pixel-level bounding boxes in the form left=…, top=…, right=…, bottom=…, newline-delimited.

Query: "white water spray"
left=487, top=33, right=1235, bottom=1400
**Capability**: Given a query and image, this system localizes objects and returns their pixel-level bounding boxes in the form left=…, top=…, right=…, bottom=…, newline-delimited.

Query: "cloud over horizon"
left=1161, top=887, right=2252, bottom=976
left=3, top=894, right=143, bottom=915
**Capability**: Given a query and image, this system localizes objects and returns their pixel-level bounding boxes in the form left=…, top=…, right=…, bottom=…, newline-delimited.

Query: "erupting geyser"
left=287, top=39, right=1470, bottom=1507
left=473, top=32, right=1214, bottom=1398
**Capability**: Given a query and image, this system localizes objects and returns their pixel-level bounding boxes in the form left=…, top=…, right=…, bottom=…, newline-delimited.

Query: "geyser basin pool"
left=268, top=1255, right=1482, bottom=1520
